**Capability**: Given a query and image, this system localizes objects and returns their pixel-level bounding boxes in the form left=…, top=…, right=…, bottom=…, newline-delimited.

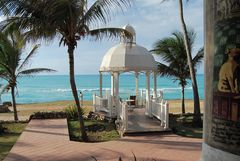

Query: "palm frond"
left=0, top=69, right=10, bottom=81
left=152, top=37, right=183, bottom=64
left=88, top=27, right=132, bottom=41
left=18, top=44, right=40, bottom=72
left=0, top=62, right=13, bottom=77
left=152, top=28, right=202, bottom=88
left=18, top=68, right=56, bottom=76
left=192, top=48, right=204, bottom=70
left=157, top=62, right=178, bottom=78
left=0, top=32, right=19, bottom=74
left=1, top=16, right=57, bottom=43
left=82, top=0, right=132, bottom=26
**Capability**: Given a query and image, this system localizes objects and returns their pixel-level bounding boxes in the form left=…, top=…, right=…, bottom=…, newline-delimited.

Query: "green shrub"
left=65, top=105, right=85, bottom=119
left=30, top=111, right=67, bottom=120
left=0, top=124, right=5, bottom=134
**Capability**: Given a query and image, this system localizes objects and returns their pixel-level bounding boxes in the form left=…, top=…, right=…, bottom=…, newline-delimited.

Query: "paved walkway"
left=4, top=119, right=202, bottom=161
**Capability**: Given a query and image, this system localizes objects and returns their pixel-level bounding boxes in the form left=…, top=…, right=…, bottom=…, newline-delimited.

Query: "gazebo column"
left=145, top=71, right=152, bottom=117
left=111, top=73, right=114, bottom=97
left=153, top=71, right=157, bottom=98
left=135, top=72, right=139, bottom=105
left=114, top=72, right=119, bottom=100
left=99, top=72, right=103, bottom=98
left=111, top=72, right=119, bottom=118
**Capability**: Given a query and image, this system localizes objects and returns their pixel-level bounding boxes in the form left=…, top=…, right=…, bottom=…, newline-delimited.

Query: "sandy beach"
left=0, top=99, right=204, bottom=121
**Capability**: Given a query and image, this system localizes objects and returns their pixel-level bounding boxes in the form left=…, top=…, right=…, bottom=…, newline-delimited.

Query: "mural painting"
left=212, top=0, right=240, bottom=155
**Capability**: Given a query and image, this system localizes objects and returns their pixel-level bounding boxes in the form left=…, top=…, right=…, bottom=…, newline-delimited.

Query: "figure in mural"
left=218, top=45, right=240, bottom=93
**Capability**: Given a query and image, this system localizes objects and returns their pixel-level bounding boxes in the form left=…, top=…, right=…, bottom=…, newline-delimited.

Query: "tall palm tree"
left=0, top=30, right=55, bottom=121
left=178, top=0, right=202, bottom=126
left=0, top=0, right=133, bottom=141
left=162, top=0, right=202, bottom=126
left=152, top=30, right=203, bottom=114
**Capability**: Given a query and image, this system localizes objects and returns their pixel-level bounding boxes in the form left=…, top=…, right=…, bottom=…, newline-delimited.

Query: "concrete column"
left=99, top=72, right=103, bottom=98
left=153, top=71, right=157, bottom=98
left=145, top=71, right=151, bottom=116
left=111, top=73, right=114, bottom=97
left=111, top=72, right=119, bottom=118
left=114, top=72, right=119, bottom=99
left=135, top=72, right=139, bottom=99
left=115, top=72, right=120, bottom=119
left=202, top=1, right=240, bottom=160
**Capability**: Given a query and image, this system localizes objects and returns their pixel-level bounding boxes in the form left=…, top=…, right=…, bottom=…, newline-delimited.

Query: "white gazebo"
left=93, top=25, right=169, bottom=133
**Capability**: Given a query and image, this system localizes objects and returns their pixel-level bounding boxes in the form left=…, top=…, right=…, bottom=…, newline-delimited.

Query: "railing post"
left=141, top=90, right=144, bottom=107
left=93, top=93, right=96, bottom=112
left=99, top=72, right=103, bottom=98
left=160, top=100, right=164, bottom=127
left=164, top=101, right=169, bottom=129
left=124, top=103, right=128, bottom=131
left=109, top=96, right=113, bottom=118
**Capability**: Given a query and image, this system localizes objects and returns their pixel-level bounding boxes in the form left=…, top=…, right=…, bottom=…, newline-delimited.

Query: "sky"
left=0, top=0, right=204, bottom=75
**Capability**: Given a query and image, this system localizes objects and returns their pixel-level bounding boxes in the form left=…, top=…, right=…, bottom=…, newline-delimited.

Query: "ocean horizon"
left=0, top=74, right=204, bottom=104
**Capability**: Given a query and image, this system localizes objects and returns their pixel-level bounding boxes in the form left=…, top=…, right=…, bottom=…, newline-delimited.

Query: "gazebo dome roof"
left=100, top=25, right=157, bottom=72
left=100, top=43, right=157, bottom=72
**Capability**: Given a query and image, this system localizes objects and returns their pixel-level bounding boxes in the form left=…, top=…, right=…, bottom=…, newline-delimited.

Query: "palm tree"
left=178, top=0, right=202, bottom=126
left=0, top=0, right=133, bottom=141
left=152, top=30, right=203, bottom=114
left=0, top=30, right=55, bottom=121
left=161, top=0, right=202, bottom=126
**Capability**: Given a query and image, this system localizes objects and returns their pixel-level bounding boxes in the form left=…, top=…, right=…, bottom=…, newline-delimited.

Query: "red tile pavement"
left=4, top=119, right=202, bottom=161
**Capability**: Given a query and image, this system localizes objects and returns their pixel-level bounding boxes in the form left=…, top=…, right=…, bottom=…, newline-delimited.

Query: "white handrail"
left=151, top=98, right=169, bottom=129
left=92, top=94, right=109, bottom=113
left=118, top=101, right=128, bottom=131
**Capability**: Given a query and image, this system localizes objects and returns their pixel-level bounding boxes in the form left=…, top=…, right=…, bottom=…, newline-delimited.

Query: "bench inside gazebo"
left=92, top=25, right=170, bottom=134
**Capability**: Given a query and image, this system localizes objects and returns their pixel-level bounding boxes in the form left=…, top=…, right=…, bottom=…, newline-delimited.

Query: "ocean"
left=0, top=74, right=204, bottom=104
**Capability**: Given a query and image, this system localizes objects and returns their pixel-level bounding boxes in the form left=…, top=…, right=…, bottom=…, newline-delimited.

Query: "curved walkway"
left=4, top=119, right=202, bottom=161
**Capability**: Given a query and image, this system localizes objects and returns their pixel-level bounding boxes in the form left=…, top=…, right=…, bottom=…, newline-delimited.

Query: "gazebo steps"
left=123, top=128, right=172, bottom=136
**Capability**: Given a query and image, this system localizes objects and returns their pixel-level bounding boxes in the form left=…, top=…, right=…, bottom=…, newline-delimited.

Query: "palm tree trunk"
left=181, top=86, right=185, bottom=114
left=11, top=86, right=18, bottom=121
left=68, top=43, right=88, bottom=141
left=178, top=0, right=202, bottom=126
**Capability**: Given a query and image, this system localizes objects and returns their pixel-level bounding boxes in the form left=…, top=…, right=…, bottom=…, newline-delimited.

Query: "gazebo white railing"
left=93, top=94, right=109, bottom=113
left=151, top=98, right=169, bottom=129
left=118, top=101, right=128, bottom=131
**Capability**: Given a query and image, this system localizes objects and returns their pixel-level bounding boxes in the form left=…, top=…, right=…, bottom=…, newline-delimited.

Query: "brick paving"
left=4, top=119, right=202, bottom=161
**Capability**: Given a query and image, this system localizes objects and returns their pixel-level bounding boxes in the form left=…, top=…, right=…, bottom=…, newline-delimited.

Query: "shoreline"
left=0, top=99, right=204, bottom=121
left=15, top=98, right=204, bottom=105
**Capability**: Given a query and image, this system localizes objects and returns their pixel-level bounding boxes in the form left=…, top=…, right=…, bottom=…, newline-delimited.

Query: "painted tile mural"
left=212, top=0, right=240, bottom=155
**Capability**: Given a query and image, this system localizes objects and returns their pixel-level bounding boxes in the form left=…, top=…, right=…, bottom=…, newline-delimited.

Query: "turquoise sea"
left=0, top=74, right=204, bottom=104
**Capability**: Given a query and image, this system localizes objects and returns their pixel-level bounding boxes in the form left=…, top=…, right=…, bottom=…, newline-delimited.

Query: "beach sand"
left=0, top=99, right=204, bottom=121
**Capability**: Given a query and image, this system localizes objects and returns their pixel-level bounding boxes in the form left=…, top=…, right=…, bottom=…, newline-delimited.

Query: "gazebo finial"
left=121, top=24, right=136, bottom=43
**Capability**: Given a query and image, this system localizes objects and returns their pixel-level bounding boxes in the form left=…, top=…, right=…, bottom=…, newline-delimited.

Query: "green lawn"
left=0, top=123, right=27, bottom=161
left=169, top=114, right=203, bottom=138
left=68, top=119, right=120, bottom=142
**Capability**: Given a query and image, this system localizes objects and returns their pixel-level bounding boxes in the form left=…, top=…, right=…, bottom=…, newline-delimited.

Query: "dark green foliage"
left=65, top=105, right=85, bottom=119
left=30, top=111, right=67, bottom=120
left=68, top=119, right=119, bottom=142
left=169, top=113, right=203, bottom=138
left=0, top=124, right=6, bottom=134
